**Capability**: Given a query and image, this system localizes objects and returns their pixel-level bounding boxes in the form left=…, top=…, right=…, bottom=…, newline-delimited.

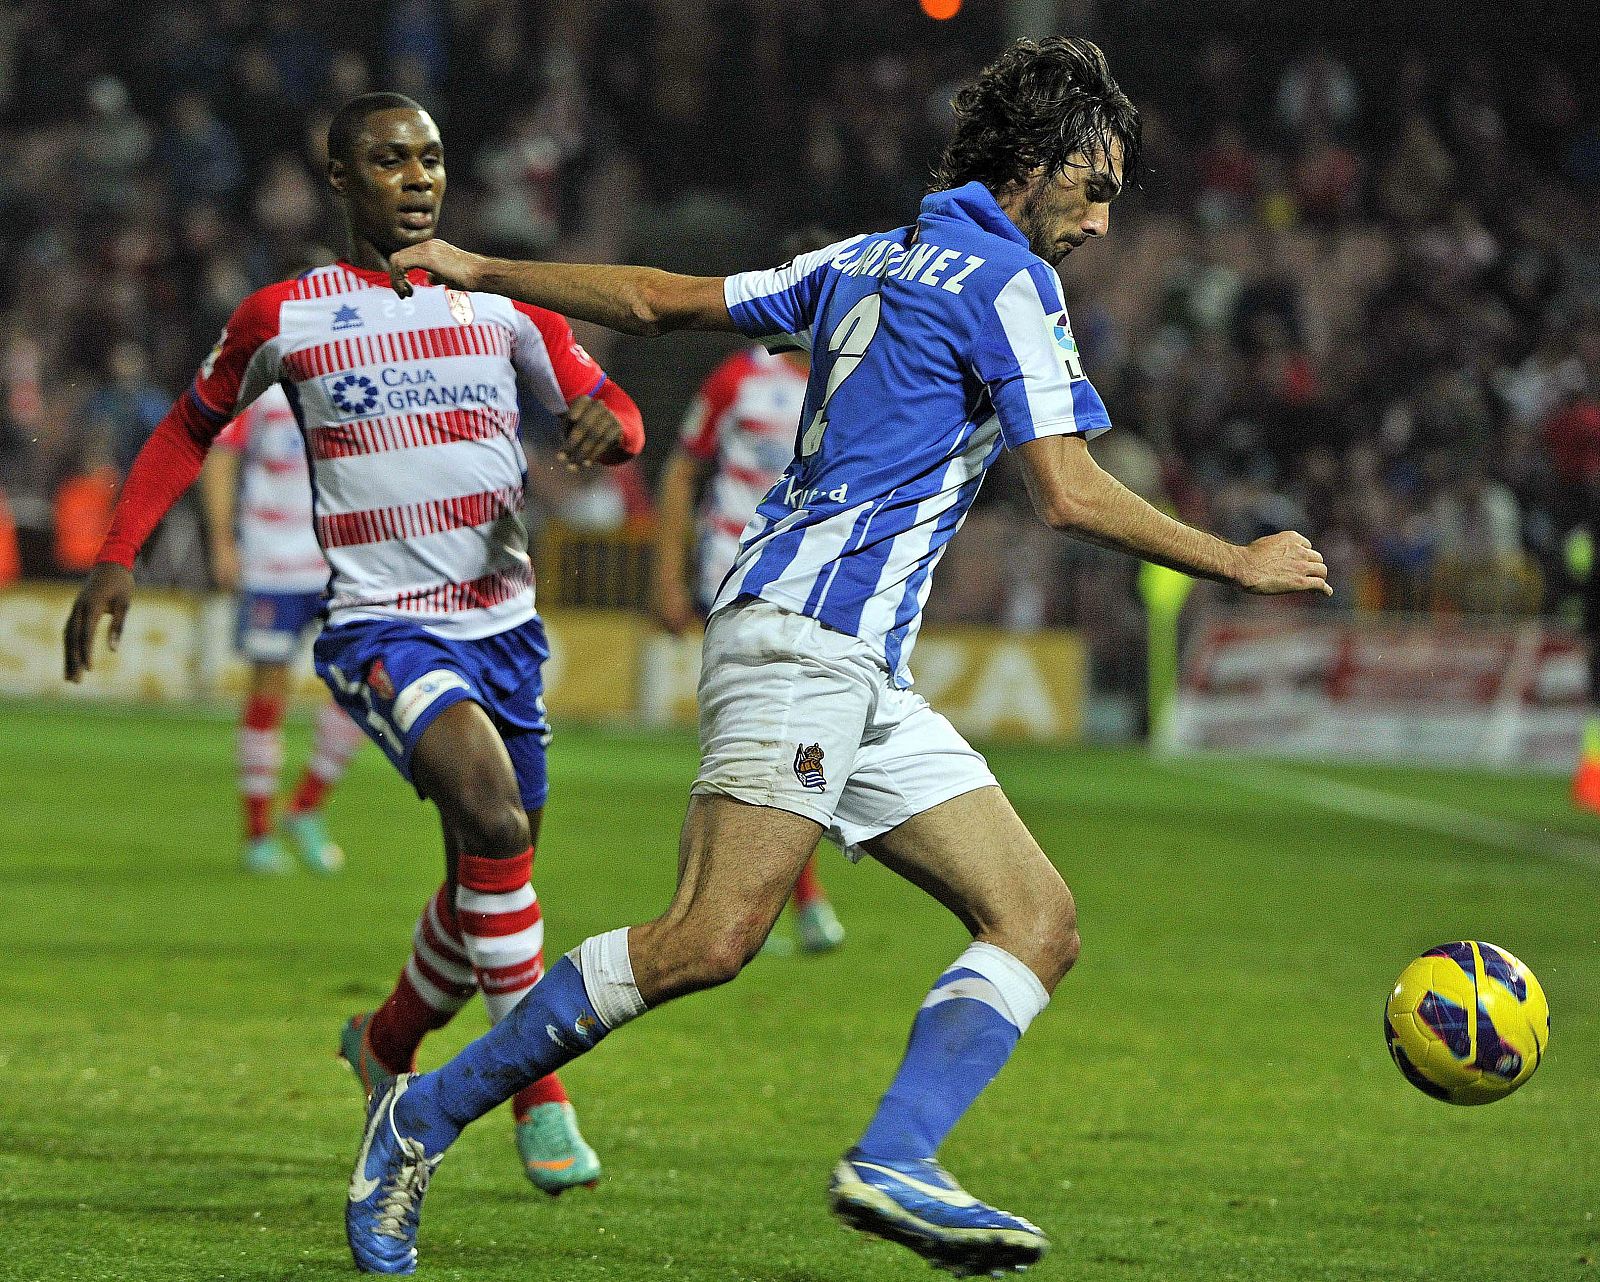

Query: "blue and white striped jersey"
left=713, top=181, right=1111, bottom=687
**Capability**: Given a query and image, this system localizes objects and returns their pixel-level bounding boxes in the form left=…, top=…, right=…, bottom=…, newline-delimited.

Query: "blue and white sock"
left=856, top=941, right=1049, bottom=1162
left=395, top=928, right=647, bottom=1155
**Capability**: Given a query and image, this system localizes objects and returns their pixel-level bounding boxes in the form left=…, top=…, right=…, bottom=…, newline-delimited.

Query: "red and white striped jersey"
left=215, top=385, right=328, bottom=594
left=679, top=346, right=807, bottom=605
left=190, top=261, right=608, bottom=638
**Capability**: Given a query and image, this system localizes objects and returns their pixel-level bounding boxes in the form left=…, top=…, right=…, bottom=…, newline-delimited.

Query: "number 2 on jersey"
left=799, top=292, right=882, bottom=458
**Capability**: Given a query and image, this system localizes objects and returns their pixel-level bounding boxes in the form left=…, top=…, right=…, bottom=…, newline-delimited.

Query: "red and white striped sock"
left=239, top=692, right=285, bottom=840
left=457, top=849, right=569, bottom=1118
left=366, top=884, right=478, bottom=1073
left=287, top=701, right=365, bottom=815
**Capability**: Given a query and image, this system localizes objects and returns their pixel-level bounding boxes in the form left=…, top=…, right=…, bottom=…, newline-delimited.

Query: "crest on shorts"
left=445, top=288, right=474, bottom=325
left=793, top=743, right=827, bottom=791
left=367, top=659, right=396, bottom=701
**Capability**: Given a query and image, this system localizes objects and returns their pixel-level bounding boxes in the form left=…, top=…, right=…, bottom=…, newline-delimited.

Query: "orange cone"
left=1573, top=719, right=1600, bottom=813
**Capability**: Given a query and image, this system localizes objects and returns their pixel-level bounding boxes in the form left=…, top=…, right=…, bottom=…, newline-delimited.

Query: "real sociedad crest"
left=446, top=288, right=474, bottom=325
left=793, top=743, right=827, bottom=792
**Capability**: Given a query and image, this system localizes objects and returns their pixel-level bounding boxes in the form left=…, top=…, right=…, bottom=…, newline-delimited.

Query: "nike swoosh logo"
left=853, top=1162, right=979, bottom=1208
left=349, top=1078, right=407, bottom=1203
left=525, top=1156, right=576, bottom=1171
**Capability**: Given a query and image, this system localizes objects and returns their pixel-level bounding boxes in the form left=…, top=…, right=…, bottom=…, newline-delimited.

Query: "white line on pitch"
left=1157, top=756, right=1600, bottom=872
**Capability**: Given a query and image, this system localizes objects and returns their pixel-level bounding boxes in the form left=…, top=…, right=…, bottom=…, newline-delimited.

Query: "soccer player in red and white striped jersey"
left=63, top=92, right=644, bottom=1196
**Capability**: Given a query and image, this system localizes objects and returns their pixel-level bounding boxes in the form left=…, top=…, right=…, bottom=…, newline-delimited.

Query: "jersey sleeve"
left=970, top=264, right=1111, bottom=450
left=722, top=236, right=864, bottom=353
left=95, top=286, right=286, bottom=568
left=189, top=284, right=287, bottom=431
left=677, top=353, right=747, bottom=461
left=509, top=300, right=607, bottom=414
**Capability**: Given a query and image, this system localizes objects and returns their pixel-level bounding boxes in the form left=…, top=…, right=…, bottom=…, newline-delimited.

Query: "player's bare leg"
left=629, top=796, right=824, bottom=1001
left=239, top=661, right=292, bottom=875
left=827, top=785, right=1074, bottom=1275
left=409, top=702, right=598, bottom=1193
left=346, top=796, right=821, bottom=1267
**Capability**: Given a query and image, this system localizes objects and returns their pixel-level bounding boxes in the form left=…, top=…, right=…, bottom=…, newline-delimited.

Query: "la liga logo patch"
left=1050, top=311, right=1085, bottom=381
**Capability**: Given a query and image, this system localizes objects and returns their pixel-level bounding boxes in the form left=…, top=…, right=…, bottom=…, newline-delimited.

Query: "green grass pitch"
left=1, top=699, right=1596, bottom=1281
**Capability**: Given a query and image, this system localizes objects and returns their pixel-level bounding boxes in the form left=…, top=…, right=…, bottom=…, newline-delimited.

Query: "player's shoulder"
left=226, top=277, right=301, bottom=339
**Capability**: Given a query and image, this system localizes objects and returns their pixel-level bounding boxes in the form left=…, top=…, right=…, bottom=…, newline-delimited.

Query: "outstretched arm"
left=1014, top=434, right=1332, bottom=596
left=390, top=239, right=735, bottom=336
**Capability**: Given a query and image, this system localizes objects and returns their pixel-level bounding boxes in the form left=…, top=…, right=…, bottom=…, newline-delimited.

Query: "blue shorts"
left=237, top=590, right=325, bottom=663
left=313, top=615, right=552, bottom=810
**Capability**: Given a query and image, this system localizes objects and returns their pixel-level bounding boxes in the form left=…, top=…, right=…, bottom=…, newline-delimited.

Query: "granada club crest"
left=366, top=659, right=396, bottom=701
left=793, top=742, right=827, bottom=791
left=445, top=288, right=474, bottom=326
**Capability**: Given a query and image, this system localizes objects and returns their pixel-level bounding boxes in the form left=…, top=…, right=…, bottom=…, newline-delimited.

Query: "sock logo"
left=575, top=1013, right=601, bottom=1038
left=794, top=743, right=827, bottom=791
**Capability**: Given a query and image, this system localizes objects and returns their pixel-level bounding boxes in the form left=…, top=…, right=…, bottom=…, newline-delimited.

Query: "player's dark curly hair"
left=327, top=92, right=428, bottom=163
left=932, top=37, right=1140, bottom=195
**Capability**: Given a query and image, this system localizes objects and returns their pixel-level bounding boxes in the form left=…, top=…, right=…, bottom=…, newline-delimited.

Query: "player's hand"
left=210, top=540, right=240, bottom=592
left=652, top=574, right=698, bottom=636
left=1235, top=531, right=1333, bottom=597
left=558, top=394, right=624, bottom=469
left=63, top=562, right=135, bottom=683
left=388, top=239, right=485, bottom=297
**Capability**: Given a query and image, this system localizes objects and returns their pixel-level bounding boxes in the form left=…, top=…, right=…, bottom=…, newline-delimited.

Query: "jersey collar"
left=335, top=259, right=434, bottom=288
left=916, top=182, right=1029, bottom=250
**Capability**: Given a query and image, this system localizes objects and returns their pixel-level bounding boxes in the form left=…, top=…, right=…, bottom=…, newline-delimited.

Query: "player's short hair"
left=932, top=37, right=1140, bottom=196
left=327, top=92, right=429, bottom=163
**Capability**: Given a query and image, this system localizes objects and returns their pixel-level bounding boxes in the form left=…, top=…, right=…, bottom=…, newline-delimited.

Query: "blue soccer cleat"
left=828, top=1148, right=1048, bottom=1276
left=346, top=1075, right=441, bottom=1274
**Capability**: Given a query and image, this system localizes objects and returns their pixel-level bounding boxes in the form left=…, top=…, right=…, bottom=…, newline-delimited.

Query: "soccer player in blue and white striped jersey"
left=350, top=38, right=1332, bottom=1276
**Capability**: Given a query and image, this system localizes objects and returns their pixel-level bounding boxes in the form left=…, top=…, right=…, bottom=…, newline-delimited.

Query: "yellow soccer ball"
left=1384, top=942, right=1549, bottom=1105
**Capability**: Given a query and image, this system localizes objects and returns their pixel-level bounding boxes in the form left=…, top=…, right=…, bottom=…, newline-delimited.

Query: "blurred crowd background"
left=2, top=0, right=1598, bottom=698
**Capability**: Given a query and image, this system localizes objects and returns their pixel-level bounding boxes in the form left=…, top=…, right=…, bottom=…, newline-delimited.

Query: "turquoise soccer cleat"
left=242, top=835, right=293, bottom=875
left=347, top=1075, right=440, bottom=1275
left=339, top=1012, right=402, bottom=1101
left=515, top=1101, right=602, bottom=1195
left=282, top=809, right=345, bottom=874
left=828, top=1148, right=1048, bottom=1276
left=795, top=899, right=846, bottom=954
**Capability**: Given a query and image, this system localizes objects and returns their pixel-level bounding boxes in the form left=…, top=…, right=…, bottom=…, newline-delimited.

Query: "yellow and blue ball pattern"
left=1384, top=941, right=1549, bottom=1105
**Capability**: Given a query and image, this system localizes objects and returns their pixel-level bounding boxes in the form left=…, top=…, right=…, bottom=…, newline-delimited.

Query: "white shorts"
left=691, top=599, right=998, bottom=859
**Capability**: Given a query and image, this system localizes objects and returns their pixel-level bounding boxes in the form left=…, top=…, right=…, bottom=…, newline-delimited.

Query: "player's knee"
left=448, top=790, right=529, bottom=856
left=669, top=918, right=765, bottom=994
left=1000, top=881, right=1077, bottom=987
left=1042, top=884, right=1080, bottom=977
